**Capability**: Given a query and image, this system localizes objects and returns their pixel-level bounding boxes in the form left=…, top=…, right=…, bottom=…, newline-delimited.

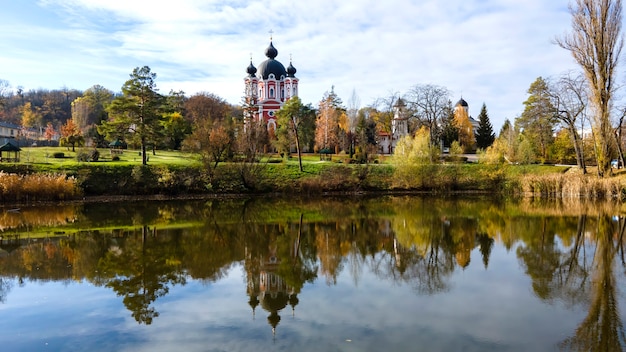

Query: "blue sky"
left=1, top=0, right=580, bottom=130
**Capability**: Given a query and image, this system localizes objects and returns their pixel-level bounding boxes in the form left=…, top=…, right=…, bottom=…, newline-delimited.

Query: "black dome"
left=257, top=41, right=287, bottom=79
left=257, top=59, right=287, bottom=80
left=456, top=98, right=468, bottom=107
left=246, top=61, right=257, bottom=76
left=265, top=41, right=278, bottom=59
left=287, top=61, right=297, bottom=77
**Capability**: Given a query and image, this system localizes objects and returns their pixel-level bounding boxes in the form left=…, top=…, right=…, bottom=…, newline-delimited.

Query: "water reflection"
left=0, top=197, right=625, bottom=350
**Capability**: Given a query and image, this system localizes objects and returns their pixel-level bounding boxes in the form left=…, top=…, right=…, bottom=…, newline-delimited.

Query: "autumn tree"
left=103, top=66, right=164, bottom=165
left=453, top=101, right=475, bottom=152
left=551, top=128, right=577, bottom=164
left=516, top=77, right=557, bottom=162
left=475, top=103, right=496, bottom=150
left=183, top=117, right=234, bottom=175
left=315, top=88, right=344, bottom=153
left=184, top=92, right=232, bottom=124
left=369, top=92, right=401, bottom=134
left=275, top=97, right=316, bottom=171
left=21, top=102, right=43, bottom=130
left=44, top=122, right=56, bottom=145
left=556, top=0, right=624, bottom=176
left=60, top=118, right=84, bottom=152
left=160, top=90, right=191, bottom=150
left=72, top=85, right=113, bottom=130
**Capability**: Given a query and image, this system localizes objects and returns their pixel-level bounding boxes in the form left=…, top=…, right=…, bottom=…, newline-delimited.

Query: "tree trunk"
left=141, top=137, right=147, bottom=165
left=569, top=124, right=586, bottom=173
left=293, top=120, right=303, bottom=172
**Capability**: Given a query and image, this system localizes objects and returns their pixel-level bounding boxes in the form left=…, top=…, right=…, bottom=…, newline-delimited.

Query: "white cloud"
left=1, top=0, right=584, bottom=130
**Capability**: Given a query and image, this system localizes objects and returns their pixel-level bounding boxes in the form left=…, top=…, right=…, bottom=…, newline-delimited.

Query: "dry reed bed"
left=0, top=171, right=81, bottom=202
left=520, top=173, right=626, bottom=200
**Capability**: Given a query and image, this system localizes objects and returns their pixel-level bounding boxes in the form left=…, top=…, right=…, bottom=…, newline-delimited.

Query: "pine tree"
left=475, top=103, right=495, bottom=150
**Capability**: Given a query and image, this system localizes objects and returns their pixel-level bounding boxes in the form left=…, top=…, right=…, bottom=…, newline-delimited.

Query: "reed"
left=519, top=173, right=626, bottom=200
left=0, top=171, right=82, bottom=202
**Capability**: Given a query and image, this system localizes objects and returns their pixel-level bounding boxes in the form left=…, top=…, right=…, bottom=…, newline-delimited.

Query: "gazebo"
left=109, top=139, right=125, bottom=155
left=0, top=141, right=21, bottom=162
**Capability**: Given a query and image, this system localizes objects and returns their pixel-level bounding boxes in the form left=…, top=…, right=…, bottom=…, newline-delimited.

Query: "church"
left=244, top=39, right=299, bottom=132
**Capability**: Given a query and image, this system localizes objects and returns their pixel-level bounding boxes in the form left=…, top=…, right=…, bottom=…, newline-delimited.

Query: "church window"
left=270, top=88, right=274, bottom=98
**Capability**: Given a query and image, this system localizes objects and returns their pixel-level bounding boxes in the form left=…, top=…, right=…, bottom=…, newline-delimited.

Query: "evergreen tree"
left=440, top=101, right=459, bottom=149
left=475, top=103, right=495, bottom=149
left=102, top=66, right=164, bottom=165
left=516, top=77, right=557, bottom=162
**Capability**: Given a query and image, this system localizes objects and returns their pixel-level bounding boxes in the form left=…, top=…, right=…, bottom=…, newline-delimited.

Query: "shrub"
left=76, top=149, right=100, bottom=162
left=112, top=155, right=120, bottom=161
left=52, top=152, right=64, bottom=158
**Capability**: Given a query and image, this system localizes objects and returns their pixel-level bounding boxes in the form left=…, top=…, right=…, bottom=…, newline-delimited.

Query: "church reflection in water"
left=245, top=241, right=300, bottom=336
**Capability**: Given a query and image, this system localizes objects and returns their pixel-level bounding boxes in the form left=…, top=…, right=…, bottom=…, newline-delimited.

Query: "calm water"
left=0, top=196, right=625, bottom=351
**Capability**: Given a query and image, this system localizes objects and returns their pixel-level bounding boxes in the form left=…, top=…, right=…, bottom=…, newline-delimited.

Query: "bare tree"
left=405, top=84, right=451, bottom=147
left=550, top=72, right=589, bottom=173
left=0, top=79, right=9, bottom=108
left=555, top=0, right=624, bottom=176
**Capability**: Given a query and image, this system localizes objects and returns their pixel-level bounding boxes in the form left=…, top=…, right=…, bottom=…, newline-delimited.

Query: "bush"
left=76, top=149, right=100, bottom=162
left=52, top=152, right=64, bottom=158
left=112, top=155, right=120, bottom=161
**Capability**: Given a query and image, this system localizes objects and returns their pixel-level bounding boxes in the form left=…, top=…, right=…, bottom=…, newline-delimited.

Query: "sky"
left=0, top=0, right=582, bottom=131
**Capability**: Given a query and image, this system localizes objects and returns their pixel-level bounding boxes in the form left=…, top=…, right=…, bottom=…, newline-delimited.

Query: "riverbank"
left=1, top=153, right=625, bottom=205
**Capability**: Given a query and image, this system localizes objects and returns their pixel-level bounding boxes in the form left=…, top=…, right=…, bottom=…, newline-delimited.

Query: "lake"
left=0, top=196, right=625, bottom=351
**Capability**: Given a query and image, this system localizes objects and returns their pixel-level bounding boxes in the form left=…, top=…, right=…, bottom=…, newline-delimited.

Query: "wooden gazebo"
left=0, top=141, right=21, bottom=162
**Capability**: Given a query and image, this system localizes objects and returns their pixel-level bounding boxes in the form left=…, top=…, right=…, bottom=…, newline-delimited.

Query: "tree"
left=44, top=122, right=56, bottom=145
left=440, top=101, right=459, bottom=150
left=73, top=85, right=113, bottom=130
left=183, top=118, right=233, bottom=173
left=354, top=108, right=378, bottom=162
left=516, top=77, right=557, bottom=162
left=60, top=118, right=84, bottom=152
left=275, top=97, right=315, bottom=171
left=161, top=90, right=191, bottom=150
left=453, top=102, right=475, bottom=152
left=550, top=72, right=589, bottom=172
left=475, top=103, right=496, bottom=150
left=552, top=128, right=577, bottom=164
left=0, top=79, right=9, bottom=108
left=21, top=102, right=43, bottom=130
left=405, top=84, right=451, bottom=147
left=184, top=92, right=232, bottom=124
left=315, top=87, right=344, bottom=152
left=556, top=0, right=624, bottom=176
left=104, top=66, right=164, bottom=165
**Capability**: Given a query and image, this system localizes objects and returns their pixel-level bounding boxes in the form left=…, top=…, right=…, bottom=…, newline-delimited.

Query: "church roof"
left=246, top=60, right=257, bottom=76
left=456, top=98, right=468, bottom=107
left=287, top=61, right=297, bottom=77
left=257, top=41, right=287, bottom=80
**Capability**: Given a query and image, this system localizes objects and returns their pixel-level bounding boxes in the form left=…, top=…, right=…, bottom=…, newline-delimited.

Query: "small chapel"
left=244, top=38, right=299, bottom=132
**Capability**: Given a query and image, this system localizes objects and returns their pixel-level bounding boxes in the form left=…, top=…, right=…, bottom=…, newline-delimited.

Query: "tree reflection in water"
left=1, top=197, right=626, bottom=347
left=558, top=216, right=626, bottom=351
left=98, top=225, right=186, bottom=324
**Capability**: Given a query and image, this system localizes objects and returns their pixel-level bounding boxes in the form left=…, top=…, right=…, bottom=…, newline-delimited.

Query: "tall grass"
left=0, top=171, right=82, bottom=202
left=519, top=173, right=626, bottom=200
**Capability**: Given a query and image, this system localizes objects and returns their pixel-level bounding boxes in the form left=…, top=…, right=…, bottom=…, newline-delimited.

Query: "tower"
left=244, top=39, right=298, bottom=132
left=392, top=98, right=408, bottom=138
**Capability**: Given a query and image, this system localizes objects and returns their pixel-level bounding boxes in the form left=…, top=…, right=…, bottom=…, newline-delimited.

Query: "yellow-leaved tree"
left=392, top=127, right=439, bottom=189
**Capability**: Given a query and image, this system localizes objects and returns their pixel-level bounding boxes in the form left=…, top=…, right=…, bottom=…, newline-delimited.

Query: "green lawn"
left=14, top=146, right=202, bottom=171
